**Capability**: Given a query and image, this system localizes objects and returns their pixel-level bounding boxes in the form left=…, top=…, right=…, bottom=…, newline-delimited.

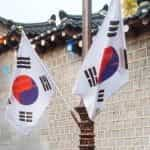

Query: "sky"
left=0, top=0, right=111, bottom=23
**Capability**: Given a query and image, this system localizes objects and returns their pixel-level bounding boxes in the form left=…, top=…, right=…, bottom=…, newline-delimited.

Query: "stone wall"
left=1, top=24, right=150, bottom=150
left=43, top=32, right=150, bottom=150
left=94, top=32, right=150, bottom=150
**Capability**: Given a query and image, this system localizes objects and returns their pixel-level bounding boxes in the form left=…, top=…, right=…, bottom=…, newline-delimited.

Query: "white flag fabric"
left=6, top=31, right=55, bottom=135
left=73, top=0, right=128, bottom=120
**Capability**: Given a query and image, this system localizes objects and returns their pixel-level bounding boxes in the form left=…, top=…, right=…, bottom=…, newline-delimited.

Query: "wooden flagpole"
left=71, top=0, right=95, bottom=150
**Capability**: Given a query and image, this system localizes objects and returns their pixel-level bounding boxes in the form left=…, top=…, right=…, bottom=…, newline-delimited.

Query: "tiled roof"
left=0, top=4, right=108, bottom=54
left=125, top=0, right=150, bottom=36
left=0, top=14, right=56, bottom=35
left=58, top=4, right=108, bottom=31
left=0, top=0, right=150, bottom=54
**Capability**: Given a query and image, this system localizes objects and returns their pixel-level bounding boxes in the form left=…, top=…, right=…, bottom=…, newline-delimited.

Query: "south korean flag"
left=73, top=0, right=128, bottom=120
left=6, top=31, right=55, bottom=135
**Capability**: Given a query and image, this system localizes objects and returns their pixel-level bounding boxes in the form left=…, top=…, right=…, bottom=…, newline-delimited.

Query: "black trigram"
left=19, top=111, right=32, bottom=122
left=124, top=49, right=128, bottom=69
left=8, top=98, right=11, bottom=104
left=39, top=75, right=52, bottom=91
left=97, top=89, right=104, bottom=102
left=17, top=57, right=31, bottom=69
left=84, top=66, right=97, bottom=87
left=107, top=20, right=119, bottom=37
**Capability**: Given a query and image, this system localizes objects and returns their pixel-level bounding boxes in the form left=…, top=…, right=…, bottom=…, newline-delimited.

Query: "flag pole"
left=71, top=0, right=95, bottom=150
left=82, top=0, right=92, bottom=57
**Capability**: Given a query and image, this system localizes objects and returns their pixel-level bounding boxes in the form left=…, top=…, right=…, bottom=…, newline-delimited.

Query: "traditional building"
left=0, top=0, right=150, bottom=150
